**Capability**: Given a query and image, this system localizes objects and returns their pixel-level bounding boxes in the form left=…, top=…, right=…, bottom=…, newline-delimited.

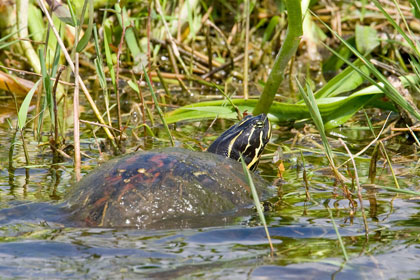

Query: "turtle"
left=0, top=114, right=271, bottom=229
left=64, top=113, right=272, bottom=229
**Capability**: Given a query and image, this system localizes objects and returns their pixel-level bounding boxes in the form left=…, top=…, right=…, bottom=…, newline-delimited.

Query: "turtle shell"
left=65, top=147, right=268, bottom=229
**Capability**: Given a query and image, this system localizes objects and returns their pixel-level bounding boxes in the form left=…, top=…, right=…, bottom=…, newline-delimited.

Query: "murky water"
left=0, top=113, right=420, bottom=279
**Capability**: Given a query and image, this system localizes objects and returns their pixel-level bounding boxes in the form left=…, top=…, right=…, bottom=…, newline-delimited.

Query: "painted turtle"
left=63, top=114, right=271, bottom=229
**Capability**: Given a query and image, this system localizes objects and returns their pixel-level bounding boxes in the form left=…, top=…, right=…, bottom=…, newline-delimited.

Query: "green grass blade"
left=313, top=12, right=420, bottom=122
left=116, top=4, right=144, bottom=67
left=327, top=207, right=349, bottom=261
left=51, top=39, right=61, bottom=78
left=0, top=27, right=22, bottom=43
left=312, top=60, right=370, bottom=99
left=296, top=79, right=334, bottom=163
left=240, top=154, right=274, bottom=254
left=143, top=66, right=174, bottom=146
left=263, top=16, right=280, bottom=43
left=39, top=49, right=54, bottom=124
left=368, top=185, right=420, bottom=196
left=76, top=0, right=94, bottom=52
left=0, top=40, right=23, bottom=50
left=66, top=0, right=78, bottom=27
left=372, top=0, right=420, bottom=57
left=93, top=26, right=106, bottom=90
left=103, top=20, right=116, bottom=85
left=18, top=80, right=41, bottom=130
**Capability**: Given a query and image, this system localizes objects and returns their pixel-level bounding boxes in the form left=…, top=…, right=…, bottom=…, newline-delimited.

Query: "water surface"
left=0, top=117, right=419, bottom=279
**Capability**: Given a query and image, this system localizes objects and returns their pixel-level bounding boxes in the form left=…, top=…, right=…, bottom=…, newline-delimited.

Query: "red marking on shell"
left=151, top=172, right=160, bottom=182
left=84, top=216, right=97, bottom=226
left=149, top=154, right=168, bottom=168
left=93, top=195, right=110, bottom=208
left=132, top=171, right=159, bottom=185
left=128, top=172, right=145, bottom=182
left=106, top=174, right=122, bottom=185
left=123, top=154, right=142, bottom=165
left=117, top=183, right=135, bottom=202
left=148, top=155, right=177, bottom=174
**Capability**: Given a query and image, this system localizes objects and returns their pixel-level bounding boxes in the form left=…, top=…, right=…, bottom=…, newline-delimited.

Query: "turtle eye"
left=256, top=121, right=264, bottom=128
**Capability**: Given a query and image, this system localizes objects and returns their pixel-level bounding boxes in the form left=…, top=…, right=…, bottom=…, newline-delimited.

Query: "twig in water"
left=79, top=120, right=122, bottom=132
left=379, top=141, right=400, bottom=189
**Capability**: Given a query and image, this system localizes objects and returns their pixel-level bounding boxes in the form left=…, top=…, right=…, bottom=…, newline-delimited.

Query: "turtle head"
left=207, top=114, right=271, bottom=171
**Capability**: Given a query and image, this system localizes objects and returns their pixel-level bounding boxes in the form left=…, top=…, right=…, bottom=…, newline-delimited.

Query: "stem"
left=253, top=0, right=302, bottom=115
left=74, top=52, right=81, bottom=181
left=147, top=1, right=152, bottom=71
left=243, top=0, right=250, bottom=99
left=116, top=10, right=126, bottom=142
left=205, top=25, right=213, bottom=75
left=52, top=66, right=65, bottom=162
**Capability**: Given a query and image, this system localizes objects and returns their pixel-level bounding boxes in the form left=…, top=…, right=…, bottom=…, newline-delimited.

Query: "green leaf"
left=314, top=11, right=420, bottom=122
left=18, top=80, right=41, bottom=130
left=355, top=24, right=379, bottom=54
left=103, top=20, right=116, bottom=85
left=54, top=4, right=76, bottom=27
left=165, top=85, right=382, bottom=127
left=313, top=60, right=370, bottom=99
left=297, top=79, right=334, bottom=162
left=263, top=16, right=280, bottom=43
left=28, top=3, right=45, bottom=42
left=115, top=4, right=144, bottom=67
left=76, top=0, right=94, bottom=52
left=322, top=37, right=355, bottom=73
left=39, top=49, right=54, bottom=124
left=66, top=0, right=78, bottom=27
left=409, top=0, right=420, bottom=19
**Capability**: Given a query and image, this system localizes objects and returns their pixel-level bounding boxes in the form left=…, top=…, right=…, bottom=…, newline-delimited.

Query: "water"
left=0, top=116, right=420, bottom=279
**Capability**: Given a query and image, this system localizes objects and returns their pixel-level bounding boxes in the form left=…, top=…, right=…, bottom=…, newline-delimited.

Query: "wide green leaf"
left=165, top=86, right=383, bottom=129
